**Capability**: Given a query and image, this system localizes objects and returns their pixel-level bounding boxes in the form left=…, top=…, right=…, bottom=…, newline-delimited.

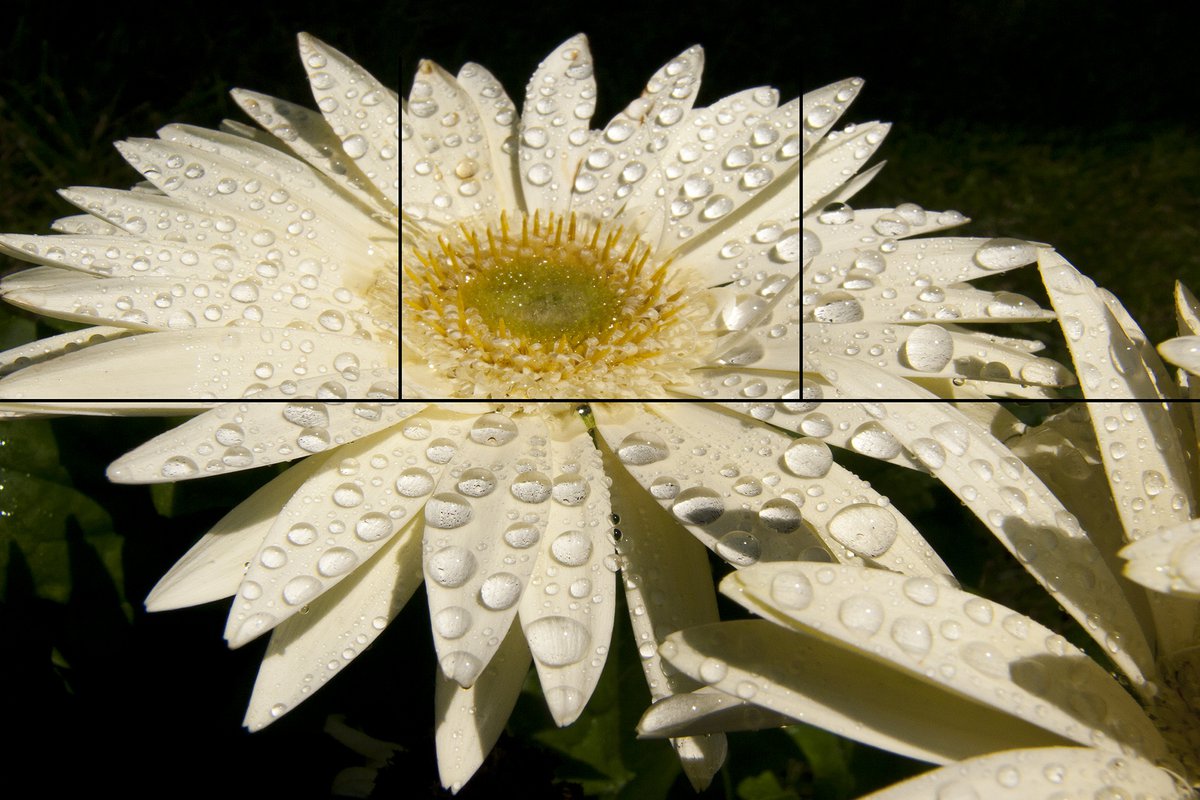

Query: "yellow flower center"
left=402, top=210, right=712, bottom=397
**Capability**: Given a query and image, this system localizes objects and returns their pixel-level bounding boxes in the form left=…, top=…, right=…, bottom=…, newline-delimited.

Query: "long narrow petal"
left=518, top=412, right=615, bottom=726
left=243, top=515, right=424, bottom=729
left=860, top=747, right=1187, bottom=800
left=813, top=362, right=1157, bottom=690
left=434, top=621, right=531, bottom=794
left=422, top=411, right=551, bottom=687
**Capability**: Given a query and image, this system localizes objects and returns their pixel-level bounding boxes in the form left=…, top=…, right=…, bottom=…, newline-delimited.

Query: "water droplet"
left=317, top=547, right=359, bottom=577
left=616, top=432, right=670, bottom=465
left=456, top=467, right=497, bottom=497
left=433, top=606, right=471, bottom=639
left=838, top=594, right=883, bottom=635
left=511, top=472, right=552, bottom=503
left=784, top=438, right=831, bottom=478
left=903, top=324, right=954, bottom=372
left=890, top=616, right=932, bottom=657
left=503, top=523, right=540, bottom=549
left=470, top=413, right=518, bottom=446
left=479, top=572, right=522, bottom=610
left=551, top=473, right=589, bottom=505
left=715, top=531, right=761, bottom=566
left=397, top=468, right=435, bottom=497
left=902, top=577, right=940, bottom=606
left=427, top=546, right=476, bottom=587
left=425, top=494, right=473, bottom=528
left=974, top=238, right=1036, bottom=271
left=698, top=657, right=728, bottom=684
left=551, top=530, right=593, bottom=566
left=354, top=512, right=393, bottom=542
left=282, top=576, right=322, bottom=606
left=827, top=504, right=898, bottom=557
left=524, top=616, right=591, bottom=666
left=672, top=487, right=725, bottom=525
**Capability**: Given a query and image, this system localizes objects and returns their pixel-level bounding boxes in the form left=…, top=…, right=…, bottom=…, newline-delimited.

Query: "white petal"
left=145, top=448, right=332, bottom=611
left=518, top=413, right=615, bottom=725
left=434, top=620, right=531, bottom=794
left=0, top=328, right=396, bottom=400
left=1159, top=335, right=1200, bottom=376
left=1120, top=517, right=1200, bottom=598
left=108, top=398, right=418, bottom=483
left=721, top=563, right=1168, bottom=765
left=298, top=33, right=399, bottom=208
left=595, top=402, right=805, bottom=564
left=813, top=369, right=1158, bottom=690
left=223, top=424, right=415, bottom=647
left=423, top=412, right=551, bottom=687
left=243, top=515, right=423, bottom=729
left=861, top=747, right=1188, bottom=800
left=519, top=35, right=595, bottom=216
left=802, top=79, right=864, bottom=159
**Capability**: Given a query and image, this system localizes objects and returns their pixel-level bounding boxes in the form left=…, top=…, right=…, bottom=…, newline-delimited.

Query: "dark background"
left=806, top=0, right=1200, bottom=352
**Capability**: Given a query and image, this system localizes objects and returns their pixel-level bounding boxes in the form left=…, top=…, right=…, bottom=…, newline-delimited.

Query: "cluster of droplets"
left=609, top=411, right=807, bottom=570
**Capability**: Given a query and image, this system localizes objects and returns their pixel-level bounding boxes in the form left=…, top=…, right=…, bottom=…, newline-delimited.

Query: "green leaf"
left=0, top=420, right=125, bottom=611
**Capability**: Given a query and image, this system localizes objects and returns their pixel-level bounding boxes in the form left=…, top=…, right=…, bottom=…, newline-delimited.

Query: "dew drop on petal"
left=317, top=547, right=359, bottom=577
left=427, top=546, right=477, bottom=587
left=889, top=616, right=932, bottom=657
left=715, top=531, right=761, bottom=566
left=974, top=237, right=1036, bottom=271
left=838, top=594, right=883, bottom=636
left=282, top=576, right=322, bottom=606
left=425, top=494, right=473, bottom=528
left=672, top=487, right=725, bottom=525
left=479, top=572, right=522, bottom=610
left=433, top=606, right=471, bottom=639
left=469, top=413, right=518, bottom=446
left=827, top=504, right=898, bottom=558
left=783, top=438, right=831, bottom=478
left=902, top=324, right=954, bottom=372
left=551, top=530, right=592, bottom=566
left=769, top=570, right=812, bottom=609
left=616, top=432, right=670, bottom=465
left=524, top=616, right=591, bottom=666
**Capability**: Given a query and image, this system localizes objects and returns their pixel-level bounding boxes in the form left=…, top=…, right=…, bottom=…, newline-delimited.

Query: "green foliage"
left=0, top=419, right=125, bottom=610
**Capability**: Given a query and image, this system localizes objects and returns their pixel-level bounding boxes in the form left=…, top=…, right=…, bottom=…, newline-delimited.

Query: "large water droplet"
left=616, top=432, right=670, bottom=465
left=551, top=530, right=592, bottom=566
left=827, top=504, right=898, bottom=558
left=479, top=572, right=522, bottom=610
left=427, top=546, right=476, bottom=587
left=524, top=616, right=591, bottom=666
left=903, top=324, right=954, bottom=372
left=425, top=493, right=473, bottom=528
left=672, top=487, right=725, bottom=525
left=838, top=594, right=883, bottom=635
left=469, top=413, right=519, bottom=446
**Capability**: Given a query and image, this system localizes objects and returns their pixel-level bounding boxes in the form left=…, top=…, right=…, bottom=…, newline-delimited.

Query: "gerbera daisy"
left=651, top=258, right=1200, bottom=796
left=0, top=33, right=397, bottom=402
left=401, top=35, right=799, bottom=399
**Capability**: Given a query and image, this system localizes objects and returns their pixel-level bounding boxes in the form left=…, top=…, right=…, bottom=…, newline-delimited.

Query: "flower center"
left=460, top=254, right=621, bottom=346
left=402, top=210, right=712, bottom=397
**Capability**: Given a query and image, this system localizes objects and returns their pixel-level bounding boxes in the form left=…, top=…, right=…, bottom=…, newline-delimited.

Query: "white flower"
left=648, top=256, right=1200, bottom=796
left=401, top=35, right=799, bottom=398
left=3, top=399, right=805, bottom=792
left=0, top=34, right=397, bottom=401
left=803, top=78, right=1074, bottom=413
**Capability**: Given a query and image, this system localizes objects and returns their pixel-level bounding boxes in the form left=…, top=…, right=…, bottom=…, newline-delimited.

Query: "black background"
left=805, top=0, right=1200, bottom=349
